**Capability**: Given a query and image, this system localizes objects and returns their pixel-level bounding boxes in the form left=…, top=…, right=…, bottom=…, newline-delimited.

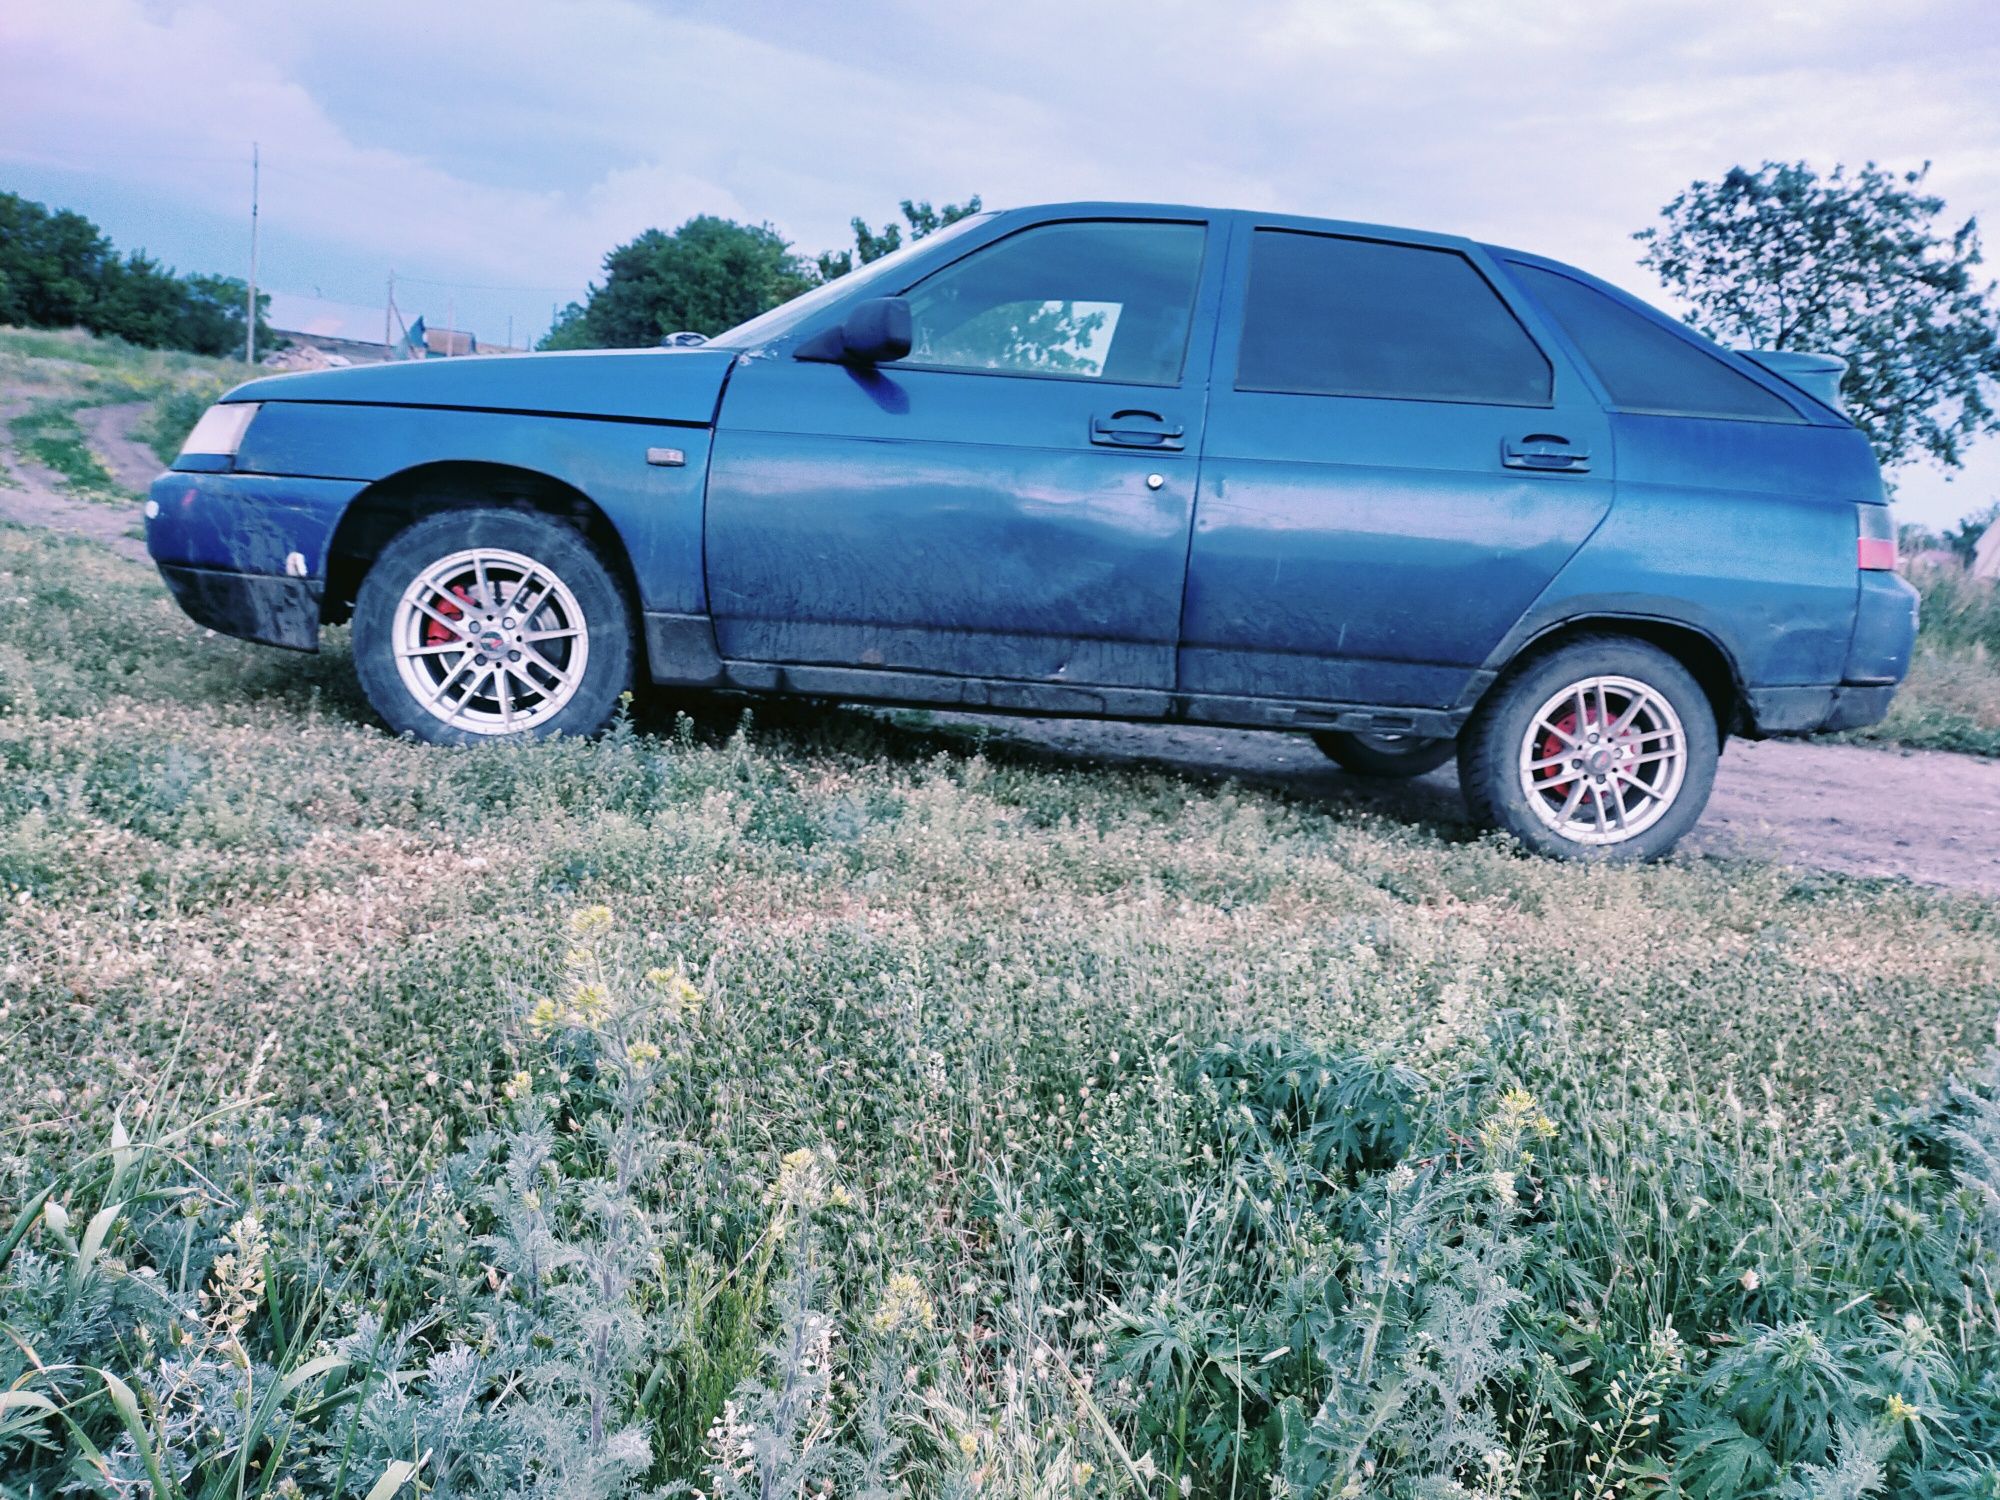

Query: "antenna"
left=245, top=142, right=260, bottom=365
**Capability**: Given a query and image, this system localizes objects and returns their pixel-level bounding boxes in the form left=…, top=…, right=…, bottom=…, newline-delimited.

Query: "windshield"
left=707, top=213, right=994, bottom=348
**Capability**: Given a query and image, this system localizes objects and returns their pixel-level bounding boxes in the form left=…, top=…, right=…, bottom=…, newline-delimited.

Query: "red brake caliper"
left=1536, top=711, right=1581, bottom=802
left=422, top=584, right=477, bottom=646
left=1536, top=703, right=1639, bottom=808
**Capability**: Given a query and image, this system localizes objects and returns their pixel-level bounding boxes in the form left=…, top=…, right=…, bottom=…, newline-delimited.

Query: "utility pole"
left=385, top=269, right=395, bottom=356
left=445, top=294, right=455, bottom=356
left=245, top=141, right=260, bottom=365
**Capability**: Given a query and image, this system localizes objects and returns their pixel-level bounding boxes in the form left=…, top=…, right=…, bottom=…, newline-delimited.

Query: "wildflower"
left=1073, top=1461, right=1095, bottom=1487
left=1740, top=1267, right=1761, bottom=1292
left=1884, top=1394, right=1920, bottom=1426
left=871, top=1270, right=937, bottom=1334
left=568, top=905, right=613, bottom=938
left=957, top=1431, right=979, bottom=1459
left=526, top=997, right=562, bottom=1034
left=570, top=982, right=613, bottom=1030
left=647, top=965, right=705, bottom=1020
left=628, top=1040, right=662, bottom=1066
left=769, top=1146, right=836, bottom=1210
left=503, top=1071, right=533, bottom=1099
left=1489, top=1168, right=1520, bottom=1205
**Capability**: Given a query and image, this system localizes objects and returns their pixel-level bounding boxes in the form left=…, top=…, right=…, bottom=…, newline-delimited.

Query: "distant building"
left=398, top=316, right=477, bottom=359
left=265, top=328, right=392, bottom=368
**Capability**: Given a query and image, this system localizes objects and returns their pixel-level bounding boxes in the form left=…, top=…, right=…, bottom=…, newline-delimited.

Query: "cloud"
left=3, top=0, right=1997, bottom=519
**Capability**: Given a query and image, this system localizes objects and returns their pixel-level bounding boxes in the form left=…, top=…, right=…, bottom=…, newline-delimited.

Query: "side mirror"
left=795, top=297, right=912, bottom=365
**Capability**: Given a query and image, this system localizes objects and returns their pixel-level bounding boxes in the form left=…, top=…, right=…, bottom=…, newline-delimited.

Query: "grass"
left=0, top=325, right=245, bottom=494
left=2, top=523, right=1998, bottom=1497
left=7, top=400, right=127, bottom=499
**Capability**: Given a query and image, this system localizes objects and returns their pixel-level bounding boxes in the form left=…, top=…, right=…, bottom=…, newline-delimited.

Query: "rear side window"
left=1237, top=231, right=1551, bottom=405
left=1508, top=263, right=1802, bottom=423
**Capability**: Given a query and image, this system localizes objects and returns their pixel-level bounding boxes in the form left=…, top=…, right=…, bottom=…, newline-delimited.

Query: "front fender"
left=231, top=402, right=713, bottom=616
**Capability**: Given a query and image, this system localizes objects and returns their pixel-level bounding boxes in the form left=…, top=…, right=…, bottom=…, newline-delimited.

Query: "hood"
left=224, top=346, right=737, bottom=426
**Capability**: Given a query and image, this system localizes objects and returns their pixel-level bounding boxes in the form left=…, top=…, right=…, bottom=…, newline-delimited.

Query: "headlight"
left=178, top=402, right=262, bottom=459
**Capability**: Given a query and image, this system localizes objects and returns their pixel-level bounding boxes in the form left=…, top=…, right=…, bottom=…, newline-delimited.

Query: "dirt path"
left=2, top=404, right=1993, bottom=896
left=79, top=400, right=166, bottom=492
left=0, top=393, right=152, bottom=563
left=924, top=715, right=2000, bottom=896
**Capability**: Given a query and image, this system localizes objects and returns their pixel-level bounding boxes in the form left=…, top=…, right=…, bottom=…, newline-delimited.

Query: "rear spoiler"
left=1738, top=350, right=1848, bottom=415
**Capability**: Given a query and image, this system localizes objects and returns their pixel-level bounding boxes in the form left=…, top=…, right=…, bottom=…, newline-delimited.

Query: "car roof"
left=991, top=201, right=1481, bottom=252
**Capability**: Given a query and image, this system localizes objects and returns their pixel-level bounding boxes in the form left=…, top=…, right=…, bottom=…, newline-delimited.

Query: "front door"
left=1182, top=222, right=1614, bottom=709
left=706, top=215, right=1223, bottom=690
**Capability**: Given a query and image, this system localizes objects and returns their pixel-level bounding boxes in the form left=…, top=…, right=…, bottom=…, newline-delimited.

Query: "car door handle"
left=1091, top=410, right=1185, bottom=450
left=1502, top=433, right=1591, bottom=472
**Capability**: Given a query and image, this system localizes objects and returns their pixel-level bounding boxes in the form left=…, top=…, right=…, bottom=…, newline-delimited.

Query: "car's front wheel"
left=352, top=509, right=633, bottom=746
left=1458, top=636, right=1718, bottom=861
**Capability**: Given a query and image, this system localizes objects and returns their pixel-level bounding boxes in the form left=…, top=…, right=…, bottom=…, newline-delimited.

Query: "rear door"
left=705, top=214, right=1226, bottom=690
left=1182, top=220, right=1613, bottom=709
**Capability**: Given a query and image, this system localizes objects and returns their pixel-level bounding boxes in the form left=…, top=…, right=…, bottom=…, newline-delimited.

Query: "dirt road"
left=5, top=402, right=1997, bottom=896
left=0, top=394, right=152, bottom=562
left=922, top=715, right=2000, bottom=894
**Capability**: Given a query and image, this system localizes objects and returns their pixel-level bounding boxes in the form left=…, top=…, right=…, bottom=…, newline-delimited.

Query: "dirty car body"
left=147, top=202, right=1918, bottom=859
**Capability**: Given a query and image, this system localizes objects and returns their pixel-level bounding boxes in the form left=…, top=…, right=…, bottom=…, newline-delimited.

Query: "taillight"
left=1856, top=504, right=1896, bottom=571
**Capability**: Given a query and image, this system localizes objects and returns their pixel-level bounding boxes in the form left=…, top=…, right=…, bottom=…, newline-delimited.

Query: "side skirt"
left=643, top=612, right=1470, bottom=738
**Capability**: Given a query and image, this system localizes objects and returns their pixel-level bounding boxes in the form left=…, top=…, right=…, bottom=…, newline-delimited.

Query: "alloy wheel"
left=1516, top=674, right=1688, bottom=846
left=390, top=547, right=590, bottom=735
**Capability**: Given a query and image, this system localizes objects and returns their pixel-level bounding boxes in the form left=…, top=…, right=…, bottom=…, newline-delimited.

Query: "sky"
left=2, top=0, right=1998, bottom=526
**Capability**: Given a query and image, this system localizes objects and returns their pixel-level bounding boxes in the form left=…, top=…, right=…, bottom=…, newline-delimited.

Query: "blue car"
left=148, top=202, right=1917, bottom=859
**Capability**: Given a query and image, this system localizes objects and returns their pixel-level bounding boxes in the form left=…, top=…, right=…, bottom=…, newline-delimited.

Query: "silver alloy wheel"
left=390, top=547, right=590, bottom=735
left=1516, top=674, right=1687, bottom=846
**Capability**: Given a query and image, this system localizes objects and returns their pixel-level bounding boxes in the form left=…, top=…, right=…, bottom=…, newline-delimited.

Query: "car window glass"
left=1237, top=231, right=1551, bottom=405
left=1508, top=263, right=1802, bottom=422
left=903, top=221, right=1205, bottom=384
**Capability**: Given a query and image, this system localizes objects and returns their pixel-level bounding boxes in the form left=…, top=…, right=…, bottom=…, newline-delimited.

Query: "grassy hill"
left=1, top=521, right=1997, bottom=1497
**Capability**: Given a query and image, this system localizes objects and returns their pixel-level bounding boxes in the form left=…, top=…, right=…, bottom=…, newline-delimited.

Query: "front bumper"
left=157, top=563, right=322, bottom=651
left=146, top=468, right=365, bottom=651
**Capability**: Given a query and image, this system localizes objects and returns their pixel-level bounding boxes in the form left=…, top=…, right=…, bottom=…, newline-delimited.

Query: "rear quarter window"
left=1508, top=262, right=1803, bottom=423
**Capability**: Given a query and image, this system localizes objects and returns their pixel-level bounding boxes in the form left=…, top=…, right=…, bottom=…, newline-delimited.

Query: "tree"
left=1636, top=162, right=2000, bottom=472
left=0, top=192, right=118, bottom=329
left=0, top=191, right=279, bottom=359
left=543, top=216, right=817, bottom=350
left=543, top=195, right=985, bottom=351
left=814, top=195, right=983, bottom=281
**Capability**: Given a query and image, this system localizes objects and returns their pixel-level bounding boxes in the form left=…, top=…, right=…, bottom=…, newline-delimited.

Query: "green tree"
left=815, top=195, right=983, bottom=281
left=543, top=215, right=817, bottom=349
left=0, top=191, right=117, bottom=329
left=0, top=191, right=278, bottom=359
left=1636, top=162, right=2000, bottom=471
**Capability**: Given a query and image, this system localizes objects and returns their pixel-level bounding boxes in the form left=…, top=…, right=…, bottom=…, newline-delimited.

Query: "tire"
left=352, top=508, right=634, bottom=746
left=1458, top=635, right=1718, bottom=861
left=1311, top=729, right=1457, bottom=779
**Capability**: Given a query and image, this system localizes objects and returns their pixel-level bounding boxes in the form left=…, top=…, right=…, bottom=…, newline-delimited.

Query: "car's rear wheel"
left=352, top=509, right=633, bottom=746
left=1458, top=636, right=1718, bottom=860
left=1310, top=729, right=1457, bottom=779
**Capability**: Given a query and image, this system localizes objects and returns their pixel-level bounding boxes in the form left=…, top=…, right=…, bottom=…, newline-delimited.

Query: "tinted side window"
left=1237, top=231, right=1551, bottom=405
left=1509, top=263, right=1802, bottom=423
left=903, top=221, right=1205, bottom=384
